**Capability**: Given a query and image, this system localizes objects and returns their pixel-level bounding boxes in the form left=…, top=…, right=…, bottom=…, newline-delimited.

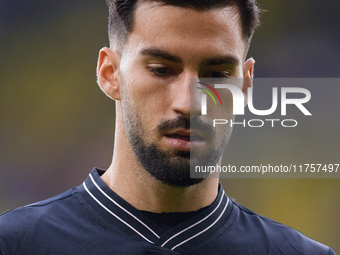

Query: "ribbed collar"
left=78, top=168, right=233, bottom=253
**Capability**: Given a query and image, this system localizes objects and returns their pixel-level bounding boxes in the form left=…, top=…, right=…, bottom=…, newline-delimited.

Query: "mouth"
left=163, top=130, right=206, bottom=151
left=165, top=134, right=190, bottom=141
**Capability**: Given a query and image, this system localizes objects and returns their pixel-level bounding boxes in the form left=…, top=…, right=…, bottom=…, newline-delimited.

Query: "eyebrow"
left=200, top=56, right=239, bottom=67
left=139, top=47, right=240, bottom=67
left=140, top=48, right=182, bottom=64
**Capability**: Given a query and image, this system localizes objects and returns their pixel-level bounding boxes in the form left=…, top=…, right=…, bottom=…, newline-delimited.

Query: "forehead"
left=124, top=1, right=245, bottom=62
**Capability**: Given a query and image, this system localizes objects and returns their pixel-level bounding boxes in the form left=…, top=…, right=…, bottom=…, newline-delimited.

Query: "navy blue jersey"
left=0, top=168, right=335, bottom=254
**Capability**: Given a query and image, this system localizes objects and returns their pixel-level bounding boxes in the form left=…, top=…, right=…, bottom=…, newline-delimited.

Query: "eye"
left=211, top=71, right=229, bottom=78
left=148, top=64, right=175, bottom=77
left=150, top=67, right=170, bottom=76
left=202, top=70, right=229, bottom=79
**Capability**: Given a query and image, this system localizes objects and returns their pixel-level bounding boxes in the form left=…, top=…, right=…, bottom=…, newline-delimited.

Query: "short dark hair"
left=106, top=0, right=260, bottom=51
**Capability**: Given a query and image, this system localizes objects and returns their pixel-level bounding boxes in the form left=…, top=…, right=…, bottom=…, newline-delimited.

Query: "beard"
left=121, top=84, right=232, bottom=187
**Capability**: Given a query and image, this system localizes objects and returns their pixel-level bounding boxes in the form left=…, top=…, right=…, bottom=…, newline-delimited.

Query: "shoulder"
left=0, top=187, right=77, bottom=224
left=0, top=188, right=79, bottom=254
left=229, top=200, right=335, bottom=254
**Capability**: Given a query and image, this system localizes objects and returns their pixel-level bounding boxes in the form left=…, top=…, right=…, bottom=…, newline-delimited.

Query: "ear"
left=242, top=57, right=255, bottom=105
left=97, top=47, right=121, bottom=100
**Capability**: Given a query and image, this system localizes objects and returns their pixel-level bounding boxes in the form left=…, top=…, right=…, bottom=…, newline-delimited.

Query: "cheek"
left=120, top=56, right=175, bottom=124
left=129, top=83, right=172, bottom=113
left=122, top=78, right=173, bottom=130
left=128, top=74, right=172, bottom=106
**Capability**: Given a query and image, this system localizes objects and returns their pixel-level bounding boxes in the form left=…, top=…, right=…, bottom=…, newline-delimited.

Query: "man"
left=0, top=0, right=335, bottom=254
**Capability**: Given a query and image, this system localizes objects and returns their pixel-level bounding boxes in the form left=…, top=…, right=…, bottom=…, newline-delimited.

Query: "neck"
left=102, top=162, right=219, bottom=213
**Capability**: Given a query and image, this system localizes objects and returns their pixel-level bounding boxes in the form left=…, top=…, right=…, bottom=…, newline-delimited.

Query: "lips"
left=163, top=130, right=206, bottom=151
left=166, top=134, right=190, bottom=141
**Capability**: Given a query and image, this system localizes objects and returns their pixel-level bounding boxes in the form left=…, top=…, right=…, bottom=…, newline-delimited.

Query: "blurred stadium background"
left=0, top=0, right=339, bottom=252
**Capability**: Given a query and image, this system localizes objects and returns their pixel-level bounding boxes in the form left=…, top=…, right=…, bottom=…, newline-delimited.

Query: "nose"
left=171, top=72, right=201, bottom=120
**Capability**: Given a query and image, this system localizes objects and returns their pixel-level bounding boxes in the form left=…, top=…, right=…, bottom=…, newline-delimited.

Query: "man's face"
left=119, top=2, right=246, bottom=187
